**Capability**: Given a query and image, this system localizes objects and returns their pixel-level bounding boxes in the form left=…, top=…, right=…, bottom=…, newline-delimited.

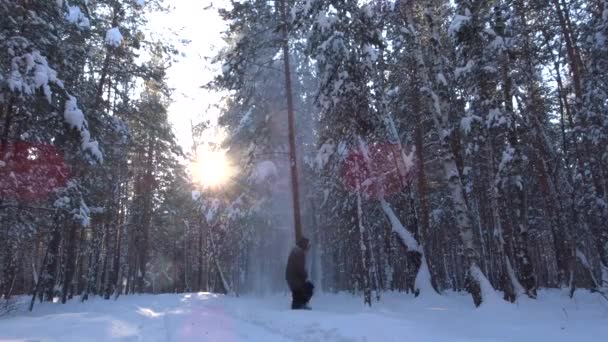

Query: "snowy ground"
left=1, top=290, right=606, bottom=342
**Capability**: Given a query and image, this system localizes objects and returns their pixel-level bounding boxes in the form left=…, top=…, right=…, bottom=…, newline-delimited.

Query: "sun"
left=193, top=148, right=232, bottom=188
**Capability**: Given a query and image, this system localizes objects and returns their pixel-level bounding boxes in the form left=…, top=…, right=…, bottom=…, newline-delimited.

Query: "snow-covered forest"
left=1, top=0, right=608, bottom=319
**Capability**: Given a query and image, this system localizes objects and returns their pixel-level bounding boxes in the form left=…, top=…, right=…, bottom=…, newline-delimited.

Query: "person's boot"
left=291, top=302, right=311, bottom=310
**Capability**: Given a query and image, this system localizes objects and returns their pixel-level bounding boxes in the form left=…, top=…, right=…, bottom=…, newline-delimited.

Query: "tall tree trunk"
left=136, top=135, right=156, bottom=293
left=278, top=0, right=303, bottom=242
left=81, top=214, right=104, bottom=302
left=42, top=222, right=62, bottom=302
left=497, top=29, right=538, bottom=297
left=198, top=222, right=204, bottom=291
left=105, top=221, right=121, bottom=299
left=61, top=222, right=79, bottom=303
left=399, top=1, right=491, bottom=306
left=356, top=179, right=372, bottom=306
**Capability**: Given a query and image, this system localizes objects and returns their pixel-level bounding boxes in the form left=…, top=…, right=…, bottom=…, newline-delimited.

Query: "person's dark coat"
left=285, top=245, right=308, bottom=291
left=286, top=238, right=314, bottom=309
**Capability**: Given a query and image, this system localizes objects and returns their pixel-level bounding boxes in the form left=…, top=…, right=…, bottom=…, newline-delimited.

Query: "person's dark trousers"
left=291, top=281, right=314, bottom=309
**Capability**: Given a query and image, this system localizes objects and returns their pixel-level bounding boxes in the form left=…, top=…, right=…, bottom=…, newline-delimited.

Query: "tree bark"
left=61, top=222, right=79, bottom=303
left=278, top=0, right=303, bottom=242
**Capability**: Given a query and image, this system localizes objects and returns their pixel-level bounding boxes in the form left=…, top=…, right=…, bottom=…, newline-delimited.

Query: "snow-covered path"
left=1, top=290, right=607, bottom=341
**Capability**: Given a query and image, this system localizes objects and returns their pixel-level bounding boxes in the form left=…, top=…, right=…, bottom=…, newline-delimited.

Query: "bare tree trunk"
left=42, top=222, right=61, bottom=302
left=29, top=237, right=52, bottom=311
left=136, top=135, right=156, bottom=293
left=81, top=214, right=104, bottom=302
left=278, top=0, right=303, bottom=242
left=105, top=220, right=121, bottom=299
left=198, top=223, right=204, bottom=291
left=61, top=222, right=79, bottom=304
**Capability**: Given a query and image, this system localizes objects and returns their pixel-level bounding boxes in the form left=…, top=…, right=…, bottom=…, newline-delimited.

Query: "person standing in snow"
left=285, top=237, right=314, bottom=310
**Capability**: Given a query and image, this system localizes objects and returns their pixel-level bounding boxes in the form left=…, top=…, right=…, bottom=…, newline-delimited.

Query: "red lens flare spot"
left=341, top=143, right=415, bottom=199
left=0, top=141, right=70, bottom=202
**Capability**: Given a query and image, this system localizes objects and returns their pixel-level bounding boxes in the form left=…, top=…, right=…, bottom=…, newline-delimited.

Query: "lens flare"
left=192, top=148, right=232, bottom=188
